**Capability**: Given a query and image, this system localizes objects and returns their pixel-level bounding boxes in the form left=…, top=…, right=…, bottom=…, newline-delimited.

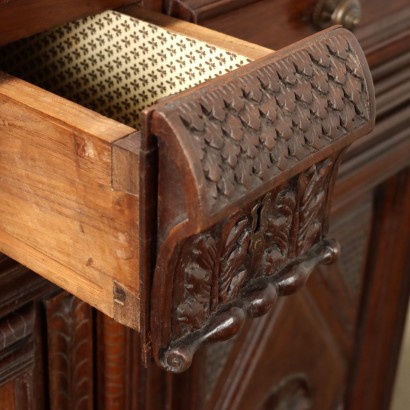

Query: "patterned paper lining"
left=0, top=11, right=250, bottom=128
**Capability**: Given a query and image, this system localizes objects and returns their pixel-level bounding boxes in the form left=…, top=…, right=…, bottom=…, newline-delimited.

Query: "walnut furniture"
left=0, top=0, right=409, bottom=409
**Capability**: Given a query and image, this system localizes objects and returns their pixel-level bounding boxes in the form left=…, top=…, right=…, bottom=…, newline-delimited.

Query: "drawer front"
left=0, top=8, right=375, bottom=371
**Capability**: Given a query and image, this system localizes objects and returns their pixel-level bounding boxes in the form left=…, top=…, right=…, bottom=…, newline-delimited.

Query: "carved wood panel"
left=45, top=293, right=94, bottom=410
left=149, top=28, right=373, bottom=221
left=173, top=157, right=335, bottom=339
left=196, top=195, right=375, bottom=410
left=0, top=255, right=55, bottom=320
left=154, top=156, right=341, bottom=372
left=0, top=304, right=43, bottom=410
left=203, top=293, right=346, bottom=410
left=331, top=198, right=373, bottom=301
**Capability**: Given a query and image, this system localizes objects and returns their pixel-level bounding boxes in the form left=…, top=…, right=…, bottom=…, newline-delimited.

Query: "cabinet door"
left=201, top=291, right=345, bottom=410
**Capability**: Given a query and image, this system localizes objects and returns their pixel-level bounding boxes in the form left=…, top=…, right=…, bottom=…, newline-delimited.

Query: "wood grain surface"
left=0, top=73, right=140, bottom=328
left=0, top=8, right=273, bottom=333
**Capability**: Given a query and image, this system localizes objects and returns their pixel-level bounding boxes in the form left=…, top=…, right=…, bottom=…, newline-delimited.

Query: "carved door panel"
left=202, top=290, right=346, bottom=410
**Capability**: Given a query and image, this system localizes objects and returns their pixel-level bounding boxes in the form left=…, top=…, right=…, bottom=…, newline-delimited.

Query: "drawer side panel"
left=0, top=74, right=140, bottom=329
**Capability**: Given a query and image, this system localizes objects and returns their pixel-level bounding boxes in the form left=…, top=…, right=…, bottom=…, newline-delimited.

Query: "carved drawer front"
left=0, top=6, right=375, bottom=371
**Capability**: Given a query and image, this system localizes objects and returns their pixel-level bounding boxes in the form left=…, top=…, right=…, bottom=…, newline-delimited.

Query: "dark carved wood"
left=0, top=256, right=55, bottom=410
left=203, top=292, right=346, bottom=409
left=148, top=29, right=373, bottom=219
left=303, top=193, right=374, bottom=361
left=161, top=159, right=341, bottom=372
left=259, top=374, right=312, bottom=410
left=144, top=26, right=375, bottom=372
left=1, top=0, right=408, bottom=407
left=0, top=304, right=44, bottom=410
left=97, top=306, right=173, bottom=409
left=45, top=293, right=94, bottom=410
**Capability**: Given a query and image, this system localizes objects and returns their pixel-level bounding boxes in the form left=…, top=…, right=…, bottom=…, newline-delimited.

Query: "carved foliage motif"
left=45, top=293, right=94, bottom=410
left=173, top=159, right=334, bottom=337
left=167, top=32, right=370, bottom=212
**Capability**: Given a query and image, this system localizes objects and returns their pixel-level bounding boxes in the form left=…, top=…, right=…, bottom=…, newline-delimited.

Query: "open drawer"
left=0, top=6, right=375, bottom=371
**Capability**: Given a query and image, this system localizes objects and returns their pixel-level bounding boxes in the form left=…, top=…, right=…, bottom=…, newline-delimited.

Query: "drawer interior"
left=0, top=9, right=254, bottom=129
left=0, top=8, right=272, bottom=330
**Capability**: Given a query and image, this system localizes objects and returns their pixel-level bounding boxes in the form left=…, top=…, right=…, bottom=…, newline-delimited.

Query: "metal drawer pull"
left=313, top=0, right=361, bottom=31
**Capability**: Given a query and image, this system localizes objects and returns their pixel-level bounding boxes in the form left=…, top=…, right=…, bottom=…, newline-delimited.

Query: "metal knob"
left=313, top=0, right=361, bottom=31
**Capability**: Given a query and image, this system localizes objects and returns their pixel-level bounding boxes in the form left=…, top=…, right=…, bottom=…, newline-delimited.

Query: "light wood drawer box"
left=0, top=6, right=374, bottom=371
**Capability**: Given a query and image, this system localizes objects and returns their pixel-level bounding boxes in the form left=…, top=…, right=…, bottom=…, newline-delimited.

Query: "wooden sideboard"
left=0, top=0, right=409, bottom=409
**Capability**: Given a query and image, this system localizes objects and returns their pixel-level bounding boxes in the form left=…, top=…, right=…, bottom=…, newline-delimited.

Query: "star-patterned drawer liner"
left=0, top=10, right=250, bottom=128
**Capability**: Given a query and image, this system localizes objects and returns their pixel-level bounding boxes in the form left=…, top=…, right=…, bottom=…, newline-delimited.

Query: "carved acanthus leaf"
left=176, top=235, right=215, bottom=330
left=173, top=158, right=336, bottom=339
left=297, top=159, right=333, bottom=253
left=263, top=189, right=297, bottom=275
left=219, top=217, right=251, bottom=303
